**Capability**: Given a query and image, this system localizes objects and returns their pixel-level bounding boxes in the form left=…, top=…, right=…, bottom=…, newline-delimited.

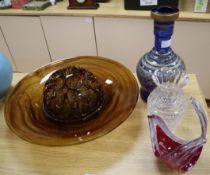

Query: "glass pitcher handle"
left=191, top=97, right=207, bottom=138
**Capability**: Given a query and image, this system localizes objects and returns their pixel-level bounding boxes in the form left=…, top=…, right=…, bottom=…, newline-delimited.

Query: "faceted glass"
left=148, top=98, right=207, bottom=172
left=148, top=67, right=188, bottom=131
left=147, top=68, right=207, bottom=172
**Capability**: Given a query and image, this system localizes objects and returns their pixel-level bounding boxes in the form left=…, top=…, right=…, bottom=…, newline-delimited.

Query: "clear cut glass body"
left=147, top=68, right=188, bottom=131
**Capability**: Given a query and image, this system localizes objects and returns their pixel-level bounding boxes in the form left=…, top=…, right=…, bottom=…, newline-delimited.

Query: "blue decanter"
left=136, top=6, right=185, bottom=102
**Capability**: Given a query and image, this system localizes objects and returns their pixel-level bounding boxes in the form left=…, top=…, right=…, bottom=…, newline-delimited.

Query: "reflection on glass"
left=105, top=79, right=113, bottom=85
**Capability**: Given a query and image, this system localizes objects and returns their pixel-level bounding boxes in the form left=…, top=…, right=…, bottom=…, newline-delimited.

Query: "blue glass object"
left=136, top=6, right=185, bottom=102
left=0, top=52, right=13, bottom=99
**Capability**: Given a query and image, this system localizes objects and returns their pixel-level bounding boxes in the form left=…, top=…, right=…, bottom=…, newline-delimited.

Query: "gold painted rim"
left=151, top=7, right=179, bottom=22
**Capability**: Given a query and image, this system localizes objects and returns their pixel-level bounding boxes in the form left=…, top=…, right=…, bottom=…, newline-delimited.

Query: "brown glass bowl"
left=4, top=56, right=139, bottom=146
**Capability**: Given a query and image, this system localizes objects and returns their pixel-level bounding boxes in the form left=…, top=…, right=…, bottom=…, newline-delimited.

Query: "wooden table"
left=0, top=73, right=209, bottom=175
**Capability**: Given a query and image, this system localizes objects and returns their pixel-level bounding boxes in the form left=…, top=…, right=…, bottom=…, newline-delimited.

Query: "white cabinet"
left=174, top=21, right=210, bottom=99
left=40, top=16, right=97, bottom=61
left=0, top=28, right=17, bottom=71
left=94, top=17, right=210, bottom=99
left=1, top=15, right=210, bottom=99
left=94, top=17, right=153, bottom=71
left=0, top=16, right=51, bottom=72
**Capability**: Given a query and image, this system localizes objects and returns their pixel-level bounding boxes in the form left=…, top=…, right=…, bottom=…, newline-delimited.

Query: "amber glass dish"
left=4, top=56, right=139, bottom=146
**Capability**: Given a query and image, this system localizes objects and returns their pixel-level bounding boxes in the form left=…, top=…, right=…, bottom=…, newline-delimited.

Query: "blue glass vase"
left=136, top=6, right=186, bottom=102
left=0, top=52, right=13, bottom=99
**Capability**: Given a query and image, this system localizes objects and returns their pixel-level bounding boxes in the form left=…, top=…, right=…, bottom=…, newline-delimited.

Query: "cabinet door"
left=173, top=21, right=210, bottom=99
left=0, top=16, right=51, bottom=72
left=41, top=16, right=97, bottom=61
left=0, top=28, right=17, bottom=71
left=94, top=17, right=153, bottom=71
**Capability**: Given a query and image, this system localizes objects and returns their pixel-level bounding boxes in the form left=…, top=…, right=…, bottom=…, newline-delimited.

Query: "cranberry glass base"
left=148, top=98, right=207, bottom=173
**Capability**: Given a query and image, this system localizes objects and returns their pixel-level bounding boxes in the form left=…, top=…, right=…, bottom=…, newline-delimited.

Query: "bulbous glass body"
left=136, top=6, right=186, bottom=102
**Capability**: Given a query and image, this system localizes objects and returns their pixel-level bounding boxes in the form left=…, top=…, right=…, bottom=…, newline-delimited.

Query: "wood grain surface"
left=0, top=73, right=209, bottom=175
left=0, top=0, right=210, bottom=22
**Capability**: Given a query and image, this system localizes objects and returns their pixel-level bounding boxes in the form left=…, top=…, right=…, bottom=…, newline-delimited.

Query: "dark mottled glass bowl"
left=4, top=56, right=139, bottom=146
left=43, top=66, right=104, bottom=123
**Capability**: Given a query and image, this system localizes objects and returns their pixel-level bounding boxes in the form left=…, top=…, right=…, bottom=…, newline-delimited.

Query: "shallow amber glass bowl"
left=4, top=56, right=139, bottom=146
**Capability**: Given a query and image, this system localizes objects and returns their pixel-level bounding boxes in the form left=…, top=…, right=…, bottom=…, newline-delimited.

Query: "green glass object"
left=23, top=1, right=51, bottom=10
